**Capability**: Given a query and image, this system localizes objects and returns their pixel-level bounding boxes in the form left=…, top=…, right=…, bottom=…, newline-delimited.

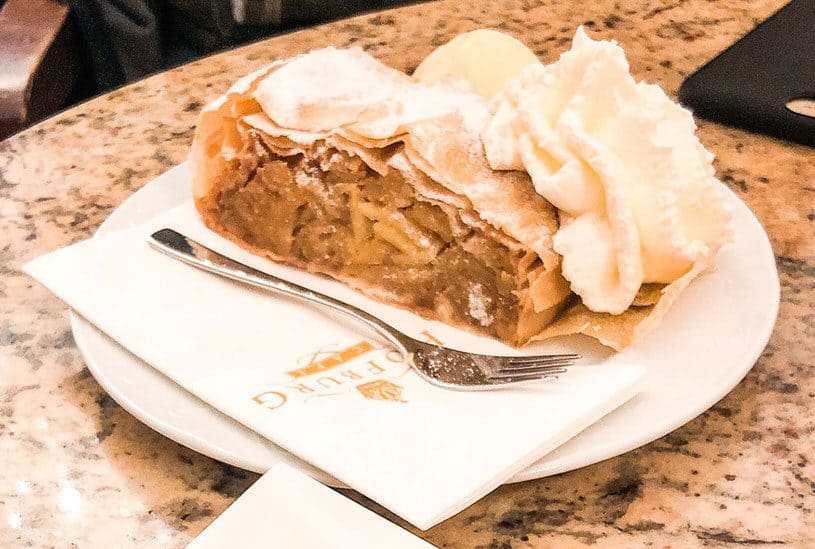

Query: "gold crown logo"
left=355, top=379, right=406, bottom=403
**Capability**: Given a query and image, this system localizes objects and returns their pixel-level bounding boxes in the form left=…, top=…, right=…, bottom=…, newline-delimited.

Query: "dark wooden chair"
left=0, top=0, right=79, bottom=139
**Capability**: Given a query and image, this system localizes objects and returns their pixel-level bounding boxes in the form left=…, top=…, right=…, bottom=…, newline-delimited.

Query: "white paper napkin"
left=188, top=463, right=434, bottom=549
left=25, top=201, right=645, bottom=530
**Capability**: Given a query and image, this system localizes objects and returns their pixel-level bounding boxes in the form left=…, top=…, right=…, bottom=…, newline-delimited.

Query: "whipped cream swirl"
left=482, top=27, right=732, bottom=314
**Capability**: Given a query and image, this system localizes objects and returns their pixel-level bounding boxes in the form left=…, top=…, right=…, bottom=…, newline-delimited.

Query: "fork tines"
left=506, top=353, right=580, bottom=365
left=486, top=368, right=569, bottom=383
left=486, top=353, right=579, bottom=383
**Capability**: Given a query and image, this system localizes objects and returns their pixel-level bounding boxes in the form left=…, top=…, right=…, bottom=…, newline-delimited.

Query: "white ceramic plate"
left=72, top=163, right=779, bottom=485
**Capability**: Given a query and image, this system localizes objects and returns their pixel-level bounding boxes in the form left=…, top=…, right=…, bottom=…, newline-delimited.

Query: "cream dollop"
left=412, top=29, right=540, bottom=98
left=482, top=27, right=732, bottom=314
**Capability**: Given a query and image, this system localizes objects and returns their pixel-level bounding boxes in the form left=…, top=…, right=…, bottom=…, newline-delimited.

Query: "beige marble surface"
left=2, top=0, right=814, bottom=546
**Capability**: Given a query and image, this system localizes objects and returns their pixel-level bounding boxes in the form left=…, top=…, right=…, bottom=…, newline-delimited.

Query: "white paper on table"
left=25, top=201, right=645, bottom=530
left=187, top=463, right=434, bottom=549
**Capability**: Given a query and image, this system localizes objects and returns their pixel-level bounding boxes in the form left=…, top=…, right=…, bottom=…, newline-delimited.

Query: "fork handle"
left=148, top=229, right=409, bottom=356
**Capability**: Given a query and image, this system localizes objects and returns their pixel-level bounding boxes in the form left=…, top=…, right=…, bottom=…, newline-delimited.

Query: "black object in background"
left=678, top=0, right=815, bottom=147
left=66, top=0, right=416, bottom=97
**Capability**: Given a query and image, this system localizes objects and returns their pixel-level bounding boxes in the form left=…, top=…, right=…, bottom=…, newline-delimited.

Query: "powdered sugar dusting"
left=293, top=162, right=333, bottom=202
left=251, top=46, right=490, bottom=139
left=349, top=82, right=490, bottom=140
left=294, top=170, right=317, bottom=187
left=467, top=282, right=493, bottom=326
left=253, top=47, right=410, bottom=131
left=319, top=152, right=346, bottom=171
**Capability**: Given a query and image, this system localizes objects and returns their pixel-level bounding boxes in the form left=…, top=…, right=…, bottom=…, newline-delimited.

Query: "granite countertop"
left=2, top=0, right=813, bottom=546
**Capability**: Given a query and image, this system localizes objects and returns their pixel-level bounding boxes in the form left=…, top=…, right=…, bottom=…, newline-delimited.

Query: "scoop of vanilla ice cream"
left=483, top=27, right=732, bottom=314
left=413, top=29, right=540, bottom=98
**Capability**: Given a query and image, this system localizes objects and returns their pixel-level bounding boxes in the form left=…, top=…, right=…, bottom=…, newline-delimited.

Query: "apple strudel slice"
left=190, top=47, right=572, bottom=346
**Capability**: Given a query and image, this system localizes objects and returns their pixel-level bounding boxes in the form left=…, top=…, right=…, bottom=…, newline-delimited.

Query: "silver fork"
left=148, top=229, right=578, bottom=390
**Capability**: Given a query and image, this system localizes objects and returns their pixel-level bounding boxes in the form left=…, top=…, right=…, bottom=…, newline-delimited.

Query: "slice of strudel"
left=191, top=47, right=572, bottom=346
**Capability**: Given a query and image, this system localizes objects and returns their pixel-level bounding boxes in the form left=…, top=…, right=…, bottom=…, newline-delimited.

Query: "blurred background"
left=0, top=0, right=416, bottom=139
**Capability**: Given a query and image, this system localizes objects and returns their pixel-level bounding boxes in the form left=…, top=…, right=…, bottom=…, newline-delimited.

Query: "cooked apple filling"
left=197, top=132, right=559, bottom=344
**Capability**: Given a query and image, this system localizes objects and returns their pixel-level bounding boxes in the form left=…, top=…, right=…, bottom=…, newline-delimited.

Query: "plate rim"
left=72, top=313, right=277, bottom=470
left=71, top=162, right=780, bottom=485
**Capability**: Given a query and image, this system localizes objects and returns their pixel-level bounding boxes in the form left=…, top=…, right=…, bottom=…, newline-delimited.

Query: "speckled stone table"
left=2, top=0, right=813, bottom=546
